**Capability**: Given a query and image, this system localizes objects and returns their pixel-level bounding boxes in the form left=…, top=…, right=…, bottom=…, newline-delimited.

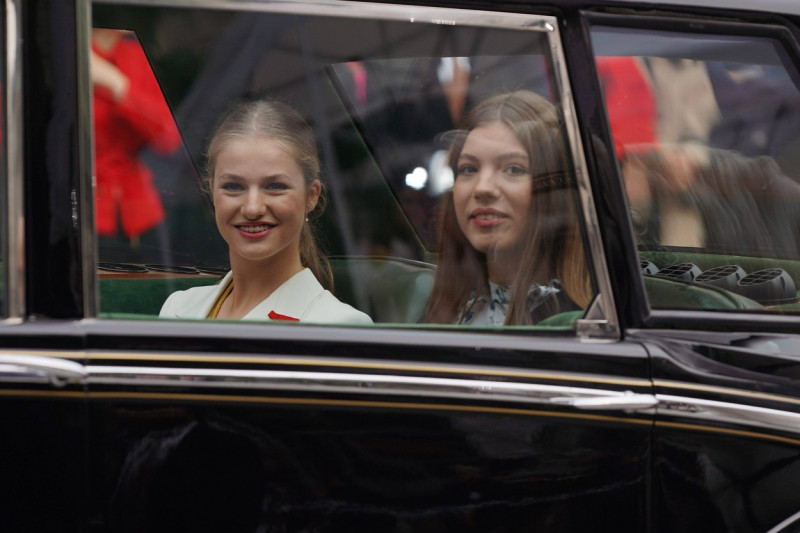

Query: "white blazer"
left=159, top=268, right=373, bottom=324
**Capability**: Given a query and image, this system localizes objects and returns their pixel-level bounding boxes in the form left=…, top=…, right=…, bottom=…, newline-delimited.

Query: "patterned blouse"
left=459, top=280, right=562, bottom=326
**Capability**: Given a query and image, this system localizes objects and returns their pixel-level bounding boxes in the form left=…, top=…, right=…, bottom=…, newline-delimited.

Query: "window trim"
left=78, top=0, right=95, bottom=318
left=5, top=0, right=24, bottom=321
left=84, top=0, right=619, bottom=339
left=584, top=11, right=800, bottom=331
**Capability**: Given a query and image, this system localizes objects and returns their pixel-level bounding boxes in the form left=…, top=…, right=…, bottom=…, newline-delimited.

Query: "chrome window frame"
left=4, top=0, right=24, bottom=321
left=84, top=0, right=619, bottom=340
left=78, top=0, right=96, bottom=318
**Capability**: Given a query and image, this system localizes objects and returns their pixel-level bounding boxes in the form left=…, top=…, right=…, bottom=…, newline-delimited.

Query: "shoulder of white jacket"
left=302, top=291, right=373, bottom=324
left=159, top=283, right=220, bottom=318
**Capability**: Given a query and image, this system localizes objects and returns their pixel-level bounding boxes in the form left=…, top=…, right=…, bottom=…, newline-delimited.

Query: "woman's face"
left=452, top=120, right=532, bottom=259
left=211, top=136, right=320, bottom=268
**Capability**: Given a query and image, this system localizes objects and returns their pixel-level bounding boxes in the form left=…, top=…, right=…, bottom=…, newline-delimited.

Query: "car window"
left=91, top=2, right=600, bottom=330
left=592, top=24, right=800, bottom=314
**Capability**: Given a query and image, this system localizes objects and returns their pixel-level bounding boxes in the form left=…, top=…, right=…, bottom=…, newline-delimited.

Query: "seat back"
left=329, top=256, right=434, bottom=323
left=99, top=276, right=220, bottom=317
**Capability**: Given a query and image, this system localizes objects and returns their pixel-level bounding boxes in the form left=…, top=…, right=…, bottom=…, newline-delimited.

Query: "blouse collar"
left=459, top=280, right=561, bottom=326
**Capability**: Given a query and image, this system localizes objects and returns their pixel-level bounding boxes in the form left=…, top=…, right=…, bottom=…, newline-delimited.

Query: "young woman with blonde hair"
left=160, top=99, right=371, bottom=324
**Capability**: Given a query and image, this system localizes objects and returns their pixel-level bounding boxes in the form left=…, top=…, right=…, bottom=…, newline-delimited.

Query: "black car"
left=3, top=0, right=800, bottom=531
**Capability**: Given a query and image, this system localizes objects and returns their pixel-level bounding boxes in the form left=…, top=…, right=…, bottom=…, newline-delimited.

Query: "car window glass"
left=92, top=3, right=597, bottom=329
left=592, top=25, right=800, bottom=314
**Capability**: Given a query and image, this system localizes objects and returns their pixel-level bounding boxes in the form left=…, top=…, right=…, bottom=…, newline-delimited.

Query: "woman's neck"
left=486, top=249, right=548, bottom=288
left=485, top=247, right=523, bottom=287
left=220, top=253, right=305, bottom=319
left=487, top=262, right=516, bottom=287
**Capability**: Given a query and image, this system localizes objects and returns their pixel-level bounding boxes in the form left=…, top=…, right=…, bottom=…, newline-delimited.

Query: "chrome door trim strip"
left=86, top=365, right=650, bottom=411
left=5, top=0, right=24, bottom=320
left=84, top=365, right=800, bottom=438
left=9, top=349, right=800, bottom=412
left=89, top=391, right=658, bottom=430
left=0, top=348, right=650, bottom=388
left=0, top=354, right=87, bottom=385
left=656, top=394, right=800, bottom=438
left=654, top=379, right=800, bottom=407
left=766, top=509, right=800, bottom=533
left=0, top=348, right=655, bottom=390
left=85, top=354, right=651, bottom=388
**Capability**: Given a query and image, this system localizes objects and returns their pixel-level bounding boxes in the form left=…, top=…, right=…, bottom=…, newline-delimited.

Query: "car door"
left=69, top=1, right=659, bottom=531
left=0, top=0, right=90, bottom=531
left=587, top=8, right=800, bottom=532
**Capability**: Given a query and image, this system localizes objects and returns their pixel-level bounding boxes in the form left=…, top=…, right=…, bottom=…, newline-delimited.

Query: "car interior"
left=92, top=4, right=800, bottom=327
left=91, top=4, right=597, bottom=328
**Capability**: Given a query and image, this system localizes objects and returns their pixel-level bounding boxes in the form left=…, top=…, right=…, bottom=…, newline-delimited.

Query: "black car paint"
left=3, top=0, right=800, bottom=531
left=638, top=329, right=800, bottom=531
left=82, top=321, right=652, bottom=531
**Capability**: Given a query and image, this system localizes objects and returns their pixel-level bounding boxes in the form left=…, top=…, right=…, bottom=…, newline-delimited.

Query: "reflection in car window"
left=92, top=3, right=595, bottom=328
left=91, top=29, right=181, bottom=254
left=592, top=26, right=800, bottom=313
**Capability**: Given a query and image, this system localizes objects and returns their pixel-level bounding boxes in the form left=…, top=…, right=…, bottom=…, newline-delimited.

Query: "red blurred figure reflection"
left=91, top=29, right=180, bottom=242
left=595, top=57, right=657, bottom=156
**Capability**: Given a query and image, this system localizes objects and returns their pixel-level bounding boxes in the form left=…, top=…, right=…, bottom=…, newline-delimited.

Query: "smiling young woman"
left=211, top=136, right=317, bottom=278
left=426, top=90, right=591, bottom=326
left=159, top=100, right=372, bottom=324
left=451, top=120, right=534, bottom=282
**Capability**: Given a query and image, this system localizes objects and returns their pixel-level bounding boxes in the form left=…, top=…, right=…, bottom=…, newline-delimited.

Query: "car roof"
left=589, top=0, right=800, bottom=17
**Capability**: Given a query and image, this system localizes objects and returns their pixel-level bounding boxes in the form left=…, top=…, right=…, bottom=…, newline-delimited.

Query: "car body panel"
left=3, top=0, right=800, bottom=531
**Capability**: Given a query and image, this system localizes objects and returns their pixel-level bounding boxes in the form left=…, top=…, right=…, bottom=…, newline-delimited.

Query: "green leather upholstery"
left=643, top=275, right=762, bottom=310
left=98, top=256, right=436, bottom=323
left=641, top=250, right=800, bottom=287
left=537, top=275, right=763, bottom=321
left=99, top=276, right=220, bottom=317
left=638, top=250, right=800, bottom=310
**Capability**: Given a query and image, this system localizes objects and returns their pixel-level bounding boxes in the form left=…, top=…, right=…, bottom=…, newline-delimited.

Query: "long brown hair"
left=425, top=90, right=591, bottom=325
left=206, top=99, right=333, bottom=289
